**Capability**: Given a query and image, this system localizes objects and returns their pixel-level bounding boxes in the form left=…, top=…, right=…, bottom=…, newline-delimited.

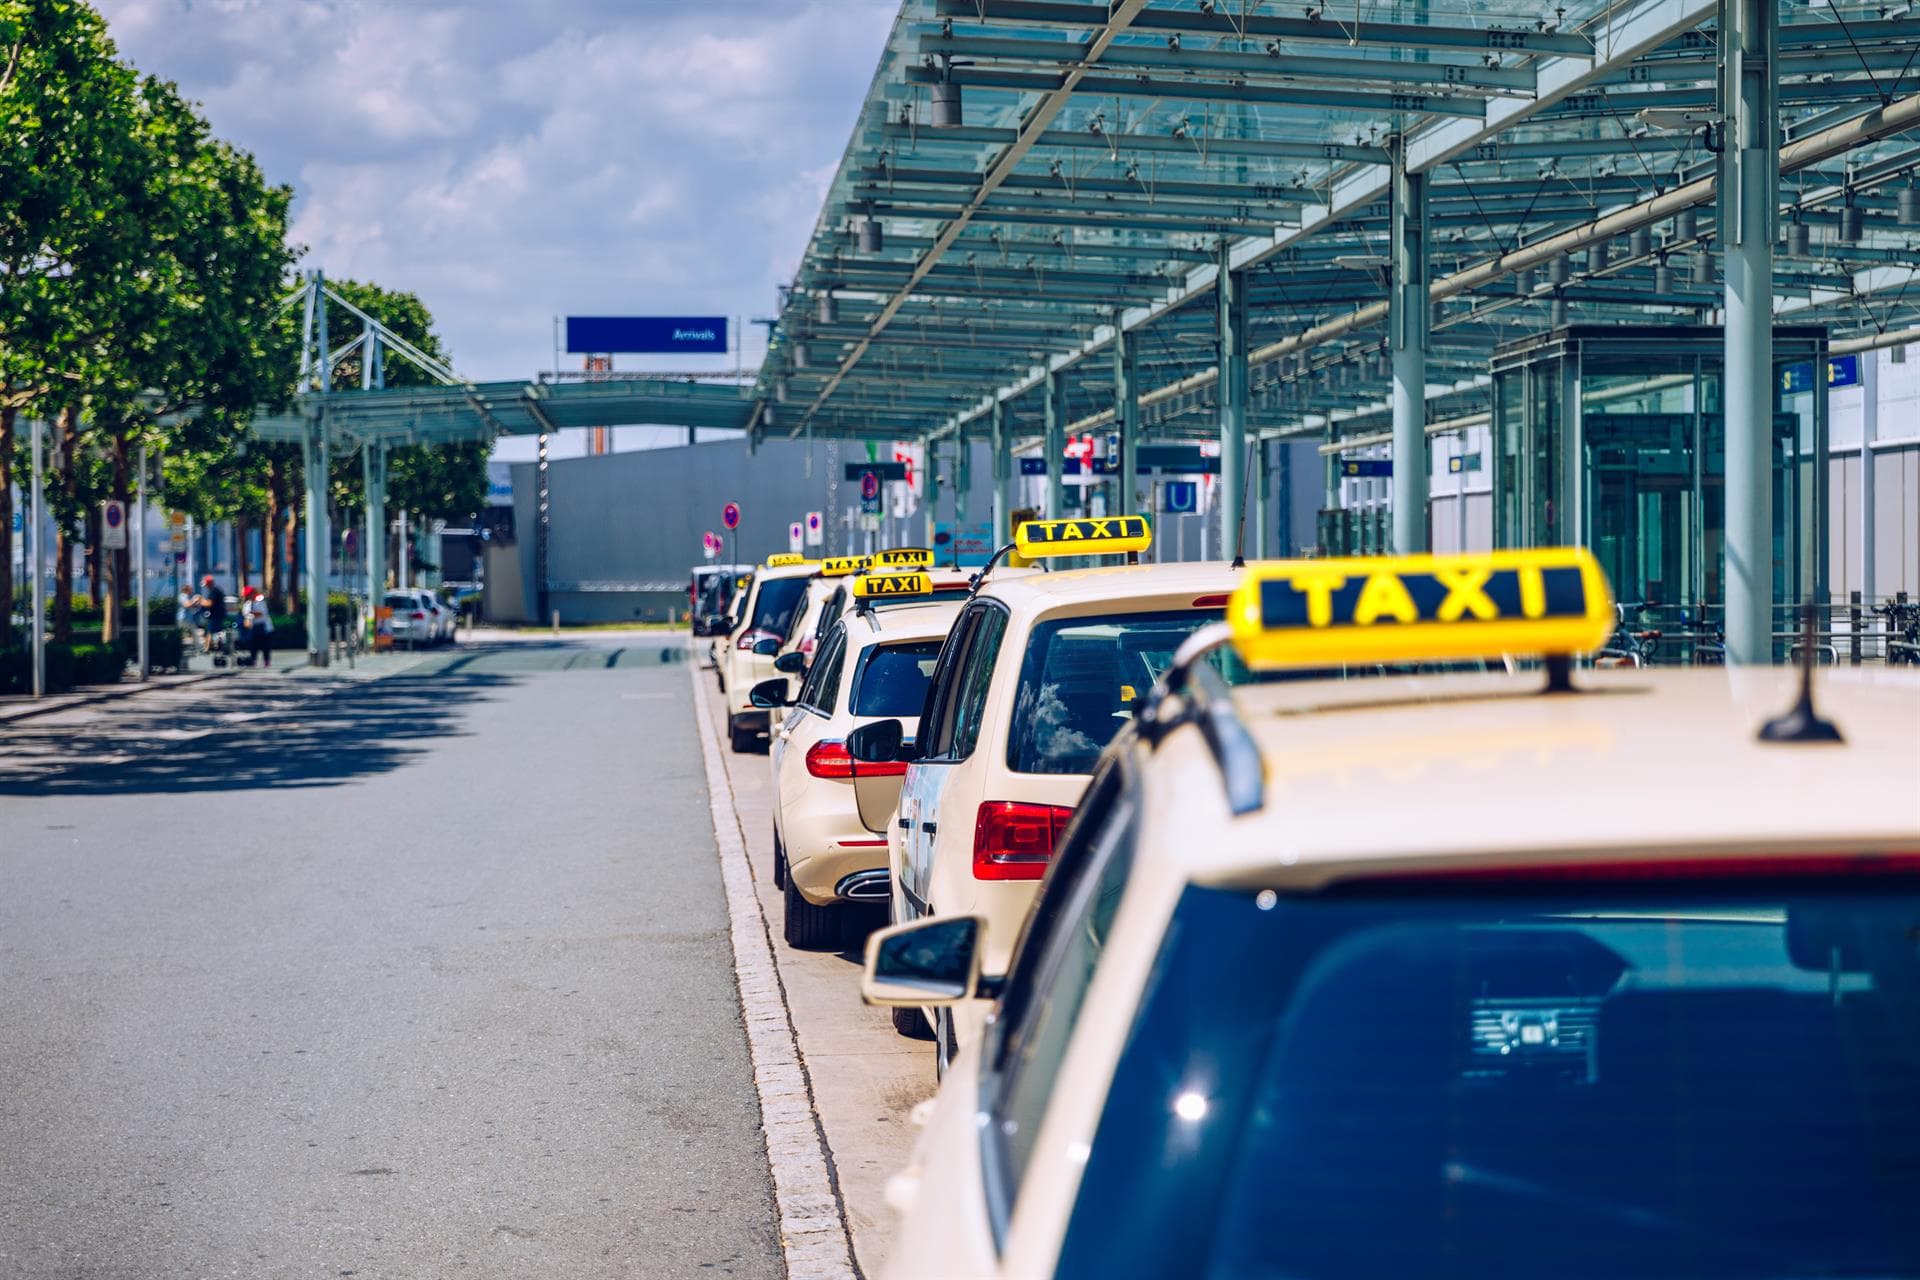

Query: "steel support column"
left=364, top=443, right=387, bottom=601
left=953, top=434, right=971, bottom=567
left=136, top=444, right=148, bottom=679
left=30, top=416, right=45, bottom=697
left=924, top=442, right=941, bottom=546
left=303, top=418, right=330, bottom=665
left=1218, top=250, right=1249, bottom=562
left=1114, top=319, right=1140, bottom=517
left=1721, top=0, right=1778, bottom=663
left=1390, top=142, right=1430, bottom=554
left=1043, top=371, right=1065, bottom=518
left=1251, top=437, right=1271, bottom=559
left=992, top=401, right=1013, bottom=546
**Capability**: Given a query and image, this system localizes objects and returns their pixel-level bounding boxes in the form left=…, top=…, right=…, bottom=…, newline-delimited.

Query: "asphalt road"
left=0, top=635, right=781, bottom=1279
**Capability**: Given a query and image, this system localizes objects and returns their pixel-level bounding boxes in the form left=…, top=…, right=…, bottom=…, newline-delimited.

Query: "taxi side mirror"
left=749, top=677, right=790, bottom=709
left=846, top=718, right=906, bottom=763
left=862, top=915, right=992, bottom=1008
left=702, top=614, right=728, bottom=633
left=752, top=637, right=781, bottom=657
left=773, top=651, right=807, bottom=675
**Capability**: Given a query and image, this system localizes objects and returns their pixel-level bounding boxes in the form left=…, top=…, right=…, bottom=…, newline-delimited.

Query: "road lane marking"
left=690, top=661, right=857, bottom=1280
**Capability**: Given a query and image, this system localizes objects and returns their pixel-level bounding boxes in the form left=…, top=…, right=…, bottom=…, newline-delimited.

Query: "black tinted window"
left=750, top=577, right=809, bottom=636
left=1059, top=881, right=1920, bottom=1280
left=851, top=641, right=943, bottom=717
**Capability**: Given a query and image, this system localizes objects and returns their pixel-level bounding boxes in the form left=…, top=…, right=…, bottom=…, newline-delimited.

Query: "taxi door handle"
left=920, top=822, right=938, bottom=835
left=896, top=817, right=911, bottom=830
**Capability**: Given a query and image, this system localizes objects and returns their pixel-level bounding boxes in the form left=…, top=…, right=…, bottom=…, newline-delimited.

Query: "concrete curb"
left=689, top=661, right=858, bottom=1280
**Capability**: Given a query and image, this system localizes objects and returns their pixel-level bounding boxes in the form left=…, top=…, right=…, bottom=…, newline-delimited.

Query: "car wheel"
left=772, top=827, right=787, bottom=890
left=891, top=1002, right=934, bottom=1040
left=935, top=1006, right=958, bottom=1081
left=728, top=716, right=758, bottom=753
left=783, top=876, right=840, bottom=951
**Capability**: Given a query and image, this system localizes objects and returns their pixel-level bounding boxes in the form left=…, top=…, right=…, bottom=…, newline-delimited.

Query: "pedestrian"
left=243, top=586, right=273, bottom=668
left=199, top=575, right=228, bottom=654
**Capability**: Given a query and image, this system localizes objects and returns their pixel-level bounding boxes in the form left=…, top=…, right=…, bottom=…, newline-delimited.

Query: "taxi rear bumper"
left=789, top=842, right=890, bottom=905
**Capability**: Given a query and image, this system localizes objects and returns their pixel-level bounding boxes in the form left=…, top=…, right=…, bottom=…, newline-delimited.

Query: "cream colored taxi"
left=801, top=548, right=991, bottom=660
left=717, top=553, right=817, bottom=752
left=778, top=555, right=870, bottom=674
left=846, top=516, right=1243, bottom=1069
left=862, top=548, right=1920, bottom=1279
left=756, top=571, right=963, bottom=949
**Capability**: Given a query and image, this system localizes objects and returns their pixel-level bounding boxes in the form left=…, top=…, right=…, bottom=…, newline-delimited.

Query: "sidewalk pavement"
left=0, top=646, right=440, bottom=726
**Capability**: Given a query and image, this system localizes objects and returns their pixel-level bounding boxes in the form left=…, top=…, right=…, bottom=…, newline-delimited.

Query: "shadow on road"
left=0, top=667, right=517, bottom=798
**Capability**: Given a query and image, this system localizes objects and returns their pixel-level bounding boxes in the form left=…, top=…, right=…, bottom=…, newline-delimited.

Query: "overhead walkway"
left=253, top=275, right=757, bottom=660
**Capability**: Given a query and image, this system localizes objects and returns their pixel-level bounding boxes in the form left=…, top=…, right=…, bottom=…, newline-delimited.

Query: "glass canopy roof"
left=755, top=0, right=1920, bottom=452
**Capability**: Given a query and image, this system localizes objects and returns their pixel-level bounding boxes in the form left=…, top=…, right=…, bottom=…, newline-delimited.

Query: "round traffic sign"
left=859, top=471, right=880, bottom=501
left=104, top=502, right=124, bottom=530
left=722, top=502, right=741, bottom=531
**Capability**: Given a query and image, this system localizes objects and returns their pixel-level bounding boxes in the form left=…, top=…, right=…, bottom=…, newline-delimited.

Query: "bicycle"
left=1596, top=602, right=1662, bottom=668
left=1876, top=600, right=1920, bottom=667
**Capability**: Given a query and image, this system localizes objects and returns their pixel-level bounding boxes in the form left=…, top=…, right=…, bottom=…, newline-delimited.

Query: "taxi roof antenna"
left=968, top=541, right=1045, bottom=596
left=1759, top=600, right=1844, bottom=744
left=1542, top=653, right=1577, bottom=695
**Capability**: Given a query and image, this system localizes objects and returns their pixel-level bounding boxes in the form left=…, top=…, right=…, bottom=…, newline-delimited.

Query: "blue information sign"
left=1780, top=354, right=1860, bottom=394
left=1342, top=459, right=1393, bottom=478
left=565, top=316, right=729, bottom=354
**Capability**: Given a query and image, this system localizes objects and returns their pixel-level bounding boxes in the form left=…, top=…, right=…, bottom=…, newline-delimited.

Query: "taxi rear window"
left=1057, top=879, right=1920, bottom=1279
left=850, top=640, right=943, bottom=718
left=750, top=577, right=810, bottom=635
left=1007, top=609, right=1230, bottom=775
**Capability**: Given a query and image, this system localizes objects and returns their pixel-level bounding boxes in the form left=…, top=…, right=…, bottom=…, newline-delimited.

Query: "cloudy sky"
left=95, top=0, right=894, bottom=389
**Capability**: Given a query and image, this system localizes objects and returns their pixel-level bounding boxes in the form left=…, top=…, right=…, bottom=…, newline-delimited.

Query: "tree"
left=0, top=0, right=139, bottom=644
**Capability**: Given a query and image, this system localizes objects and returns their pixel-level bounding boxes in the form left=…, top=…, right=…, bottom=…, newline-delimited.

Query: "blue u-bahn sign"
left=565, top=316, right=729, bottom=354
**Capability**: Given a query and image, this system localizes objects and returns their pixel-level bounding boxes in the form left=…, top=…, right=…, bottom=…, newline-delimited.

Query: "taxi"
left=755, top=570, right=963, bottom=949
left=802, top=548, right=989, bottom=659
left=861, top=548, right=1920, bottom=1280
left=845, top=516, right=1243, bottom=1068
left=778, top=555, right=871, bottom=673
left=717, top=553, right=818, bottom=752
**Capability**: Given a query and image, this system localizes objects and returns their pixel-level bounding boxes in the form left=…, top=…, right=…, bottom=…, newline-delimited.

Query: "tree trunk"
left=85, top=504, right=102, bottom=611
left=236, top=513, right=251, bottom=596
left=284, top=505, right=299, bottom=616
left=53, top=407, right=78, bottom=644
left=264, top=456, right=282, bottom=611
left=0, top=404, right=14, bottom=650
left=104, top=434, right=130, bottom=644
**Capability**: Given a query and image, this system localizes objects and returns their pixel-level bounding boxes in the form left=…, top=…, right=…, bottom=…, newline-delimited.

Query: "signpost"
left=1342, top=459, right=1394, bottom=478
left=804, top=511, right=823, bottom=547
left=722, top=502, right=740, bottom=568
left=101, top=499, right=127, bottom=551
left=1161, top=481, right=1199, bottom=514
left=788, top=521, right=805, bottom=554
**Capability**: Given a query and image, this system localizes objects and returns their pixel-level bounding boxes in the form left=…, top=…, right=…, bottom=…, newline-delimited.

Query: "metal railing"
left=1592, top=594, right=1919, bottom=667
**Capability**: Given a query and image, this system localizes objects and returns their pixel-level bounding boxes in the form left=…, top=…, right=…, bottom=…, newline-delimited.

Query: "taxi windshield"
left=851, top=640, right=943, bottom=717
left=1059, top=879, right=1920, bottom=1280
left=750, top=577, right=810, bottom=636
left=1008, top=609, right=1240, bottom=775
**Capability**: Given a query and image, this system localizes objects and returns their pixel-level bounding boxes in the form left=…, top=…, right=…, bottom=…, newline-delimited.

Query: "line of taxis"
left=707, top=525, right=1920, bottom=1279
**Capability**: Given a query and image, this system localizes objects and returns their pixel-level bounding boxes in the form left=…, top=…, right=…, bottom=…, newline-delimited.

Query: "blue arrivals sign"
left=565, top=316, right=729, bottom=354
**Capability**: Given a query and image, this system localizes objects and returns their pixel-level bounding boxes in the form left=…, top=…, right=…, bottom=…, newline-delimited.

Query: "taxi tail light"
left=806, top=740, right=907, bottom=779
left=737, top=628, right=780, bottom=651
left=1191, top=593, right=1232, bottom=608
left=972, top=801, right=1074, bottom=881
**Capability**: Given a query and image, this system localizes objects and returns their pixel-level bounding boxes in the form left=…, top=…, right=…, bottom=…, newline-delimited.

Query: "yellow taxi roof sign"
left=1227, top=547, right=1614, bottom=669
left=1014, top=516, right=1151, bottom=559
left=766, top=552, right=813, bottom=569
left=819, top=555, right=870, bottom=577
left=851, top=570, right=934, bottom=600
left=871, top=547, right=934, bottom=569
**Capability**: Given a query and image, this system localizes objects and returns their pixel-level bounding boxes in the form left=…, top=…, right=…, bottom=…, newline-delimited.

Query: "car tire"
left=891, top=1003, right=934, bottom=1040
left=728, top=715, right=758, bottom=753
left=783, top=876, right=839, bottom=951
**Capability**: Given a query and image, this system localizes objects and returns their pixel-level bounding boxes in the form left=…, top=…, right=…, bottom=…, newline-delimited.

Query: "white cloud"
left=93, top=0, right=895, bottom=380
